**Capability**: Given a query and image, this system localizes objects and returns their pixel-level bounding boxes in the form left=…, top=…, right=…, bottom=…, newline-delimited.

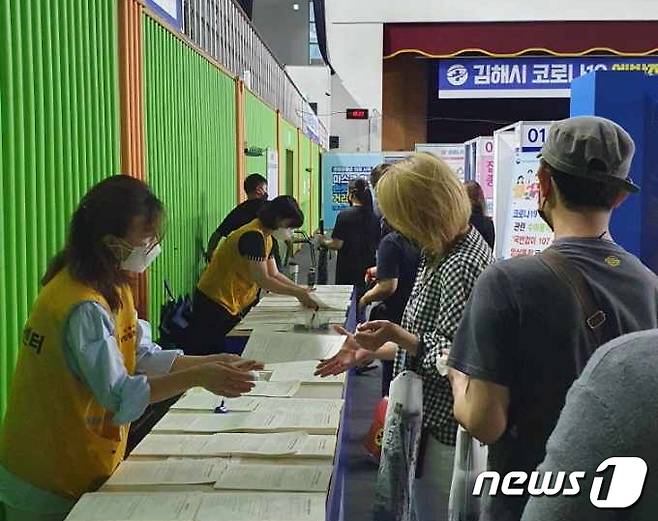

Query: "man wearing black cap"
left=448, top=116, right=658, bottom=521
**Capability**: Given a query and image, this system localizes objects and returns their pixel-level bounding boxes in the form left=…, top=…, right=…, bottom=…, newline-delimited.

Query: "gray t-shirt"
left=522, top=329, right=658, bottom=521
left=449, top=237, right=658, bottom=521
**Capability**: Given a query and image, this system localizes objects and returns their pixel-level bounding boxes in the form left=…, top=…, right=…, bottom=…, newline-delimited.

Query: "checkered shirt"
left=394, top=227, right=494, bottom=445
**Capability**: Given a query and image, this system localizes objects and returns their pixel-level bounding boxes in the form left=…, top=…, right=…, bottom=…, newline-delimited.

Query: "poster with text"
left=501, top=153, right=553, bottom=258
left=415, top=144, right=466, bottom=182
left=475, top=138, right=495, bottom=215
left=321, top=153, right=383, bottom=229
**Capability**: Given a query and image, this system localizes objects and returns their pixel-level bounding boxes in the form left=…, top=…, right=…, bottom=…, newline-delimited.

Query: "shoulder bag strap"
left=539, top=248, right=607, bottom=347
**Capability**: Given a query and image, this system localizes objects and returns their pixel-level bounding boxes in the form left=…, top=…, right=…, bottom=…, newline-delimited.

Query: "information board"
left=415, top=144, right=466, bottom=182
left=321, top=153, right=383, bottom=229
left=475, top=138, right=495, bottom=215
left=438, top=56, right=658, bottom=98
left=267, top=149, right=279, bottom=199
left=500, top=153, right=553, bottom=258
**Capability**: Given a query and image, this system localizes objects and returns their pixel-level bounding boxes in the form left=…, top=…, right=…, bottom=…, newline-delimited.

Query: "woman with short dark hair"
left=190, top=195, right=317, bottom=355
left=465, top=180, right=495, bottom=250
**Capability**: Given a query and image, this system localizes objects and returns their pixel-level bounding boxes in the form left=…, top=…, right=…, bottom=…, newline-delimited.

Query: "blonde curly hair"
left=376, top=152, right=470, bottom=259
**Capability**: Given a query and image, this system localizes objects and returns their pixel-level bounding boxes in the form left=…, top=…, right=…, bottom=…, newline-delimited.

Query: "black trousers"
left=187, top=289, right=241, bottom=355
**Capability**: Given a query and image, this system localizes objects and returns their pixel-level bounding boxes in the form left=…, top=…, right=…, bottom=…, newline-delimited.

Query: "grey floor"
left=290, top=244, right=381, bottom=520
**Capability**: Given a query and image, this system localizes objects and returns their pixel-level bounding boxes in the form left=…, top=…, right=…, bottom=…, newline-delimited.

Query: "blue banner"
left=321, top=153, right=383, bottom=229
left=438, top=57, right=658, bottom=99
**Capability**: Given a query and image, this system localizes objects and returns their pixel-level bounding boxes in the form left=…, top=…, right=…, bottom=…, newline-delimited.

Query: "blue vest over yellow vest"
left=0, top=269, right=137, bottom=500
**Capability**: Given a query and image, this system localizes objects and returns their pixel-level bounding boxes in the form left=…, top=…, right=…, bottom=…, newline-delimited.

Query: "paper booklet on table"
left=153, top=408, right=341, bottom=435
left=213, top=462, right=332, bottom=492
left=241, top=328, right=345, bottom=363
left=196, top=492, right=325, bottom=521
left=266, top=360, right=346, bottom=384
left=172, top=390, right=260, bottom=412
left=65, top=492, right=200, bottom=521
left=131, top=432, right=308, bottom=458
left=105, top=458, right=226, bottom=487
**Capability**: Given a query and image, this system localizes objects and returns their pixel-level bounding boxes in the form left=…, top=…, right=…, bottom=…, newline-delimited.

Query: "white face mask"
left=120, top=242, right=161, bottom=273
left=272, top=228, right=293, bottom=242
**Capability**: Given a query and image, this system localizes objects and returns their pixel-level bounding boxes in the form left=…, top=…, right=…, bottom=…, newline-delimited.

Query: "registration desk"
left=65, top=286, right=357, bottom=521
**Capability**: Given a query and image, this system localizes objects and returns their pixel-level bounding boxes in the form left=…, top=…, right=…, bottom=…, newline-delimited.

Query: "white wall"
left=322, top=0, right=658, bottom=152
left=325, top=0, right=658, bottom=23
left=327, top=23, right=383, bottom=152
left=285, top=65, right=332, bottom=134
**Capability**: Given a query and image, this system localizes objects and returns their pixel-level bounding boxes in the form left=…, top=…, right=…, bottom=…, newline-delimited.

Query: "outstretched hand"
left=314, top=326, right=374, bottom=377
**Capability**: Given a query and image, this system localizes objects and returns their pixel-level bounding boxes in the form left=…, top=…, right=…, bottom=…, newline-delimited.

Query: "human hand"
left=198, top=362, right=256, bottom=398
left=354, top=320, right=402, bottom=352
left=296, top=288, right=319, bottom=309
left=203, top=354, right=264, bottom=371
left=314, top=325, right=374, bottom=377
left=364, top=267, right=377, bottom=284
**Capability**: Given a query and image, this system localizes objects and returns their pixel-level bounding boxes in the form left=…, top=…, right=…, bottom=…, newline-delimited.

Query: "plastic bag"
left=449, top=426, right=489, bottom=521
left=373, top=370, right=423, bottom=521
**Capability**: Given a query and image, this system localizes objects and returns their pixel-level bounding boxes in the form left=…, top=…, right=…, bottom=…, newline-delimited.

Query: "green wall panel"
left=244, top=90, right=276, bottom=180
left=143, top=16, right=237, bottom=327
left=298, top=135, right=312, bottom=235
left=0, top=1, right=119, bottom=418
left=278, top=119, right=299, bottom=197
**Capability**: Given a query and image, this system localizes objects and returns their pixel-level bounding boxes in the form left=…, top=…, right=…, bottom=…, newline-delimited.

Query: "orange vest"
left=0, top=269, right=137, bottom=500
left=198, top=219, right=273, bottom=315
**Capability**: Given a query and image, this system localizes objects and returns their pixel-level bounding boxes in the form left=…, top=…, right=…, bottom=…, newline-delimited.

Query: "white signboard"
left=415, top=143, right=466, bottom=182
left=267, top=149, right=279, bottom=199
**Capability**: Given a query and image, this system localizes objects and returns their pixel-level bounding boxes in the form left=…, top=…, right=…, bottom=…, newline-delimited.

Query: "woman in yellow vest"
left=0, top=176, right=260, bottom=521
left=189, top=195, right=318, bottom=355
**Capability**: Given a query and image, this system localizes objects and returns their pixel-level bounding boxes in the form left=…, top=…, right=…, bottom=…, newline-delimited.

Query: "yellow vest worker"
left=189, top=196, right=318, bottom=355
left=0, top=270, right=137, bottom=499
left=0, top=176, right=259, bottom=521
left=199, top=218, right=274, bottom=316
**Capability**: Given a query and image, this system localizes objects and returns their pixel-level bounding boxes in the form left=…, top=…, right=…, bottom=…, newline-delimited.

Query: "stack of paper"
left=131, top=432, right=337, bottom=459
left=154, top=408, right=341, bottom=435
left=172, top=390, right=259, bottom=412
left=241, top=329, right=345, bottom=364
left=213, top=463, right=332, bottom=492
left=196, top=492, right=325, bottom=521
left=266, top=360, right=346, bottom=384
left=105, top=458, right=226, bottom=487
left=66, top=492, right=200, bottom=521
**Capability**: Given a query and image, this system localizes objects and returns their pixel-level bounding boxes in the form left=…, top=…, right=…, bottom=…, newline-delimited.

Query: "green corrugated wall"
left=0, top=1, right=119, bottom=417
left=143, top=15, right=237, bottom=327
left=244, top=90, right=277, bottom=179
left=310, top=142, right=321, bottom=233
left=279, top=119, right=299, bottom=197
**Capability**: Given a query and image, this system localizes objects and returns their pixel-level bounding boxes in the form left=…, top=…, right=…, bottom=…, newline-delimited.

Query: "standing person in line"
left=320, top=178, right=380, bottom=309
left=0, top=176, right=260, bottom=521
left=448, top=116, right=658, bottom=521
left=206, top=173, right=268, bottom=259
left=359, top=220, right=421, bottom=396
left=370, top=163, right=391, bottom=220
left=317, top=153, right=494, bottom=520
left=465, top=180, right=495, bottom=250
left=522, top=329, right=658, bottom=521
left=190, top=196, right=318, bottom=355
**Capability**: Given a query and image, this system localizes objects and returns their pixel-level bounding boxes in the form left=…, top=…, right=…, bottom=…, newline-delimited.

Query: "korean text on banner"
left=321, top=153, right=383, bottom=229
left=500, top=153, right=554, bottom=259
left=438, top=56, right=658, bottom=99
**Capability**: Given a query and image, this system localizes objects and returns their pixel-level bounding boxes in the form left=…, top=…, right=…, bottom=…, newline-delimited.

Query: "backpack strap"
left=539, top=248, right=607, bottom=348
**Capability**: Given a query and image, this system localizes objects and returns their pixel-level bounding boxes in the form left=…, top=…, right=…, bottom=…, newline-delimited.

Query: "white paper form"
left=241, top=329, right=345, bottom=364
left=246, top=380, right=301, bottom=397
left=266, top=360, right=346, bottom=384
left=196, top=492, right=325, bottom=521
left=154, top=409, right=340, bottom=435
left=213, top=463, right=332, bottom=492
left=66, top=492, right=200, bottom=521
left=131, top=432, right=308, bottom=458
left=250, top=397, right=344, bottom=414
left=172, top=390, right=259, bottom=412
left=295, top=435, right=338, bottom=458
left=105, top=458, right=226, bottom=486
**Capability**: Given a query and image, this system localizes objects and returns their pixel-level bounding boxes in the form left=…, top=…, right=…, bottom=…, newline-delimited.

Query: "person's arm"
left=248, top=260, right=317, bottom=309
left=448, top=264, right=518, bottom=444
left=322, top=237, right=344, bottom=250
left=323, top=212, right=346, bottom=250
left=449, top=369, right=510, bottom=444
left=64, top=303, right=255, bottom=426
left=267, top=257, right=302, bottom=290
left=360, top=279, right=398, bottom=308
left=206, top=227, right=224, bottom=260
